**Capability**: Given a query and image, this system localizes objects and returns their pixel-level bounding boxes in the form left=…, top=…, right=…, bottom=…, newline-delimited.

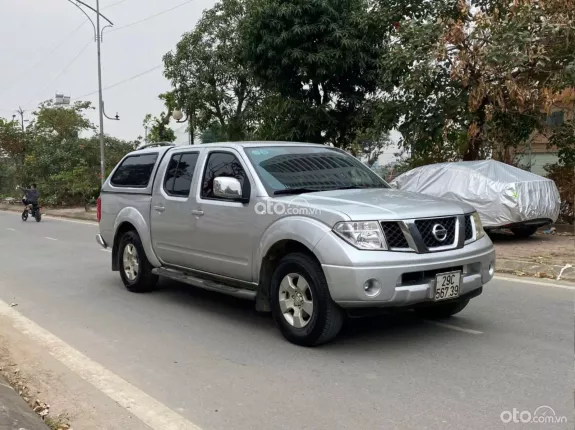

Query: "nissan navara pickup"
left=96, top=142, right=495, bottom=346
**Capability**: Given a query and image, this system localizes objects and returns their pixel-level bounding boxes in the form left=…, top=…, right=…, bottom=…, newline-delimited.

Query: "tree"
left=163, top=0, right=260, bottom=141
left=31, top=100, right=95, bottom=140
left=242, top=0, right=386, bottom=148
left=382, top=0, right=575, bottom=163
left=143, top=112, right=176, bottom=144
left=200, top=121, right=227, bottom=143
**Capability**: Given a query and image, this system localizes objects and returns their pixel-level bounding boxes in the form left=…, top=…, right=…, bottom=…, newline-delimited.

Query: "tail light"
left=96, top=196, right=102, bottom=222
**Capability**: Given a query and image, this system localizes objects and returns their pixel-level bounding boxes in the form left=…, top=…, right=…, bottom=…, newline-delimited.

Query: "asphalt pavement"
left=0, top=211, right=572, bottom=430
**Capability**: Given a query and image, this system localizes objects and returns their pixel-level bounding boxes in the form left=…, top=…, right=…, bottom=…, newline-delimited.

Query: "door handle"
left=191, top=209, right=204, bottom=216
left=153, top=205, right=166, bottom=213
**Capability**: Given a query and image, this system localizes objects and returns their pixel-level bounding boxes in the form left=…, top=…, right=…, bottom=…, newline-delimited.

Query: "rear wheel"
left=270, top=253, right=343, bottom=346
left=511, top=226, right=538, bottom=238
left=414, top=299, right=470, bottom=320
left=118, top=231, right=158, bottom=292
left=34, top=209, right=41, bottom=222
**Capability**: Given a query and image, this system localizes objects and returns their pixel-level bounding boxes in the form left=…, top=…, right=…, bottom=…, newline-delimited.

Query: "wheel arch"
left=256, top=239, right=323, bottom=313
left=112, top=207, right=161, bottom=270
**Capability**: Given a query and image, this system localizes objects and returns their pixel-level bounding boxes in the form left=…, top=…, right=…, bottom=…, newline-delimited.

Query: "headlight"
left=472, top=212, right=485, bottom=240
left=333, top=221, right=387, bottom=250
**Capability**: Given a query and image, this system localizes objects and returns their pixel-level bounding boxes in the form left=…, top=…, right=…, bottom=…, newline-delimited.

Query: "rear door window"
left=164, top=152, right=200, bottom=197
left=111, top=153, right=158, bottom=188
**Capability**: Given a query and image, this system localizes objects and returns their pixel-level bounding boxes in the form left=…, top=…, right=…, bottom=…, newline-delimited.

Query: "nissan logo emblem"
left=431, top=224, right=448, bottom=242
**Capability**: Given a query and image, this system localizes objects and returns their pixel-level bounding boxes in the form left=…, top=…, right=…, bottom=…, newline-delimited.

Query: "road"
left=0, top=211, right=572, bottom=430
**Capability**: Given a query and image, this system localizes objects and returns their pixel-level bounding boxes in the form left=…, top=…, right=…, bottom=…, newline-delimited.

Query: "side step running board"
left=152, top=267, right=257, bottom=301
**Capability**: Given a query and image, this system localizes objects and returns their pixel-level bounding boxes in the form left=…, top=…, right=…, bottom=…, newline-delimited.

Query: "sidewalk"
left=0, top=375, right=49, bottom=430
left=0, top=204, right=97, bottom=222
left=493, top=231, right=575, bottom=281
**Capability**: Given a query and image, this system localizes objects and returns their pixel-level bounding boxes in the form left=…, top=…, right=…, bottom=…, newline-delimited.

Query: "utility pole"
left=66, top=0, right=118, bottom=186
left=15, top=107, right=26, bottom=131
left=96, top=0, right=106, bottom=185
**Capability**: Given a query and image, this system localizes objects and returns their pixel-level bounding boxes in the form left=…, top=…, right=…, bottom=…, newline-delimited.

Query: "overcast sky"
left=0, top=0, right=216, bottom=142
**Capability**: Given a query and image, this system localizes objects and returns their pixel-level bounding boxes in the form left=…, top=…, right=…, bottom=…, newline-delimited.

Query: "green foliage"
left=243, top=0, right=384, bottom=147
left=1, top=101, right=135, bottom=206
left=548, top=119, right=575, bottom=167
left=200, top=121, right=227, bottom=143
left=32, top=100, right=95, bottom=140
left=143, top=113, right=176, bottom=143
left=163, top=0, right=260, bottom=141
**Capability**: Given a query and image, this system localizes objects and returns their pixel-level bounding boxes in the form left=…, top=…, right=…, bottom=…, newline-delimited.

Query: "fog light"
left=363, top=278, right=382, bottom=298
left=489, top=263, right=495, bottom=276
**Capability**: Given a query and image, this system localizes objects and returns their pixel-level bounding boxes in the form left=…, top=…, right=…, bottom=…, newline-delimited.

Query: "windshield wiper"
left=273, top=188, right=322, bottom=196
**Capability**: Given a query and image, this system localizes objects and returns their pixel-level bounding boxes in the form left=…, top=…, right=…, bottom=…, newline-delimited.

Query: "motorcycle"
left=22, top=203, right=42, bottom=222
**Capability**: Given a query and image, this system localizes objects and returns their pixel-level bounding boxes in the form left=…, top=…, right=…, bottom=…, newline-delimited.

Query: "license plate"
left=434, top=272, right=461, bottom=301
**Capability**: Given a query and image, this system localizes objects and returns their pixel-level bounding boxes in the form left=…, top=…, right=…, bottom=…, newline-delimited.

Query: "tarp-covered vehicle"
left=391, top=160, right=561, bottom=238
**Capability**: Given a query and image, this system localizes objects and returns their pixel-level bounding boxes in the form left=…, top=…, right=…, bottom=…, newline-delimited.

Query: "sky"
left=0, top=0, right=216, bottom=143
left=0, top=0, right=399, bottom=161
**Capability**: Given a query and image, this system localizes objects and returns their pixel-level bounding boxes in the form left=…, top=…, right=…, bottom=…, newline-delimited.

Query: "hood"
left=274, top=188, right=475, bottom=221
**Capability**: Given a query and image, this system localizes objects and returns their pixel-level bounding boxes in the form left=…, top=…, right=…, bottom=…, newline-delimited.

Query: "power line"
left=102, top=0, right=130, bottom=9
left=0, top=20, right=88, bottom=95
left=107, top=0, right=195, bottom=33
left=26, top=39, right=93, bottom=108
left=72, top=64, right=163, bottom=100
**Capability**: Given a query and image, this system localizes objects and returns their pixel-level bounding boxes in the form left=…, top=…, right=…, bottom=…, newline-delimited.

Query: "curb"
left=0, top=206, right=97, bottom=223
left=0, top=375, right=49, bottom=429
left=497, top=259, right=574, bottom=281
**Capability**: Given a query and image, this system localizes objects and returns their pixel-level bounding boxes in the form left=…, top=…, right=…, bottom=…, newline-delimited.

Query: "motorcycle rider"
left=18, top=183, right=40, bottom=212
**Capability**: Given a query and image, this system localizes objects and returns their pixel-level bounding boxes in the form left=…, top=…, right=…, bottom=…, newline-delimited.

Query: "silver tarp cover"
left=391, top=160, right=560, bottom=227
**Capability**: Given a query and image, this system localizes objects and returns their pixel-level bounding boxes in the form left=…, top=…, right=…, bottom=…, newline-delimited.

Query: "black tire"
left=118, top=230, right=158, bottom=293
left=35, top=211, right=41, bottom=222
left=511, top=226, right=538, bottom=238
left=270, top=253, right=343, bottom=346
left=414, top=299, right=470, bottom=320
left=21, top=210, right=28, bottom=222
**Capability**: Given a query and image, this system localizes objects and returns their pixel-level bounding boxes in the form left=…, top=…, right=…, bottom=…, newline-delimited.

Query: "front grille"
left=415, top=217, right=457, bottom=248
left=381, top=222, right=409, bottom=249
left=464, top=216, right=474, bottom=241
left=402, top=266, right=464, bottom=285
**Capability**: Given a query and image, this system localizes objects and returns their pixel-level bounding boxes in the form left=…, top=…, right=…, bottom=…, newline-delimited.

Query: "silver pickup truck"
left=96, top=142, right=495, bottom=346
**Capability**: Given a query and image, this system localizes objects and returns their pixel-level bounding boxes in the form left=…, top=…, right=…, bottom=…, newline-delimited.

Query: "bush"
left=545, top=163, right=574, bottom=224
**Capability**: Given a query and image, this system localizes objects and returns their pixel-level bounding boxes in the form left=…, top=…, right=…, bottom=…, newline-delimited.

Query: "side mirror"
left=214, top=177, right=247, bottom=202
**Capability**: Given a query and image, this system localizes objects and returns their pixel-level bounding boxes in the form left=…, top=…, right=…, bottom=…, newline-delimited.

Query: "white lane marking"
left=0, top=300, right=202, bottom=430
left=426, top=321, right=483, bottom=335
left=44, top=237, right=58, bottom=241
left=6, top=228, right=16, bottom=231
left=100, top=248, right=112, bottom=253
left=494, top=275, right=575, bottom=290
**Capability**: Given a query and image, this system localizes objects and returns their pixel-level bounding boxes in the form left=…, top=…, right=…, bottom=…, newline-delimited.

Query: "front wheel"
left=21, top=209, right=28, bottom=222
left=414, top=299, right=470, bottom=320
left=270, top=253, right=343, bottom=346
left=118, top=231, right=158, bottom=293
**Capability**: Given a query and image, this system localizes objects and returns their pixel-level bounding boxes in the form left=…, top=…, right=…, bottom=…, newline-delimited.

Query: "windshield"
left=244, top=146, right=389, bottom=195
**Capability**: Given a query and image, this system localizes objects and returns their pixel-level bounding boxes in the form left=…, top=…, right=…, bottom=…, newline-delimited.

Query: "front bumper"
left=96, top=233, right=108, bottom=248
left=318, top=235, right=495, bottom=308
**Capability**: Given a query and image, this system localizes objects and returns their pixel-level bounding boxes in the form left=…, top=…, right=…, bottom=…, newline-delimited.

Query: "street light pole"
left=66, top=0, right=117, bottom=186
left=95, top=0, right=106, bottom=185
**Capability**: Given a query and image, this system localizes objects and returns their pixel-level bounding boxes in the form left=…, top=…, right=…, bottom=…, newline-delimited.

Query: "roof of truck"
left=132, top=141, right=327, bottom=155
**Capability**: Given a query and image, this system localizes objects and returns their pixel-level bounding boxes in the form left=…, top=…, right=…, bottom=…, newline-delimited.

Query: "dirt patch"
left=0, top=333, right=71, bottom=429
left=0, top=316, right=144, bottom=430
